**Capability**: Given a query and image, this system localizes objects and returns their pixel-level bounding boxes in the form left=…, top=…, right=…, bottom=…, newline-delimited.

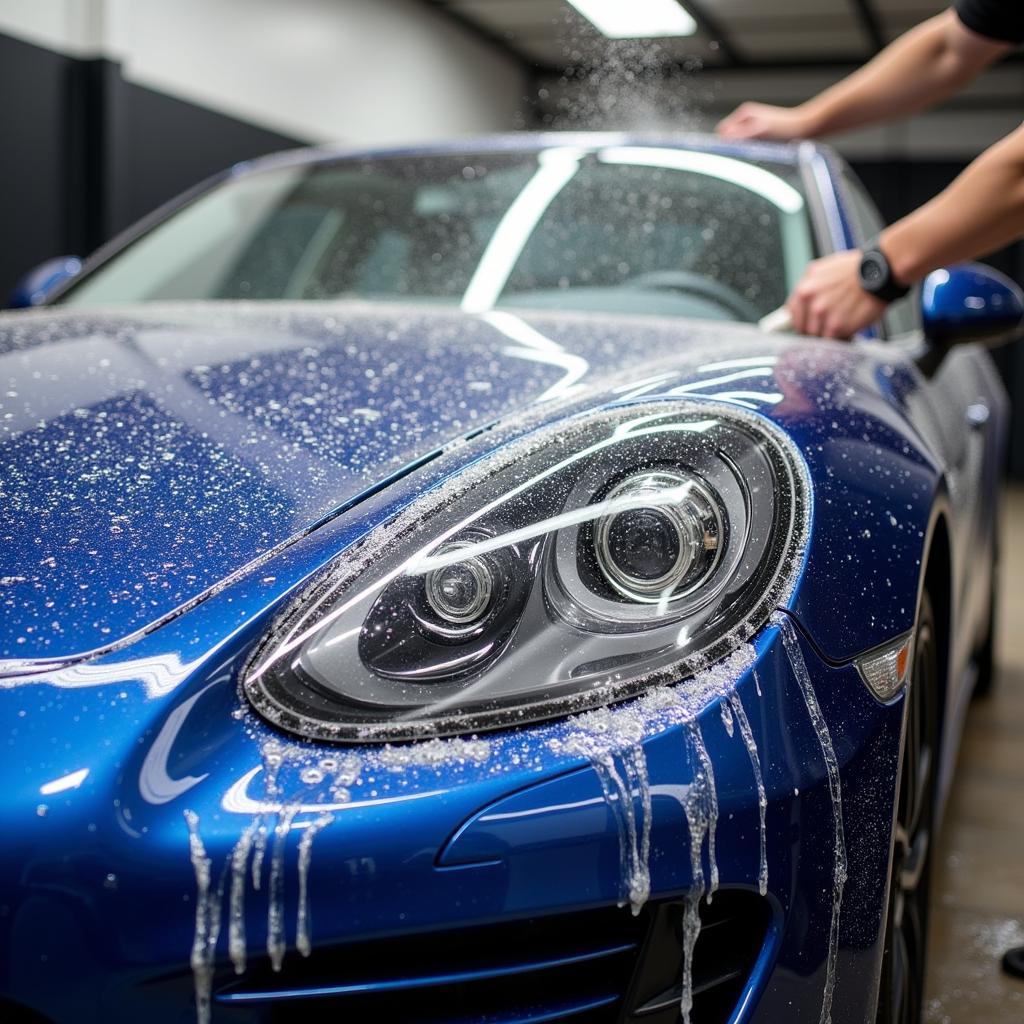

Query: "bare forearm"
left=799, top=11, right=1008, bottom=137
left=882, top=123, right=1024, bottom=281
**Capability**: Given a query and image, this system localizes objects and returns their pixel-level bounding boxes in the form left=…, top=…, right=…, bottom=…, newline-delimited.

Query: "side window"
left=841, top=172, right=919, bottom=337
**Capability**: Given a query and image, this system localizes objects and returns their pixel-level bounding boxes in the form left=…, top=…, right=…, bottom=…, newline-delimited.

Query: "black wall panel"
left=0, top=34, right=78, bottom=302
left=0, top=31, right=301, bottom=301
left=103, top=78, right=301, bottom=239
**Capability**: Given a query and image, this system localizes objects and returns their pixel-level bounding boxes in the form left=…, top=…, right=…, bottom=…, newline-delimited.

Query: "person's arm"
left=787, top=121, right=1024, bottom=339
left=717, top=10, right=1011, bottom=141
left=882, top=122, right=1024, bottom=281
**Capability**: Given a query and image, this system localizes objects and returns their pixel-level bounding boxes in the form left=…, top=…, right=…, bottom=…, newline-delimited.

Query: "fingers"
left=786, top=265, right=819, bottom=334
left=823, top=317, right=853, bottom=342
left=786, top=286, right=810, bottom=335
left=717, top=102, right=804, bottom=141
left=716, top=103, right=763, bottom=140
left=784, top=253, right=872, bottom=340
left=807, top=301, right=829, bottom=339
left=715, top=113, right=745, bottom=139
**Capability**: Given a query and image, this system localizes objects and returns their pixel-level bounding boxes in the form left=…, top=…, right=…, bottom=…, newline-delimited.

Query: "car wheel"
left=877, top=590, right=939, bottom=1024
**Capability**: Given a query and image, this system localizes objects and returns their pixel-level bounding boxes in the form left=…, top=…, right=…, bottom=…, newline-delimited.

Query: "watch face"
left=861, top=254, right=885, bottom=288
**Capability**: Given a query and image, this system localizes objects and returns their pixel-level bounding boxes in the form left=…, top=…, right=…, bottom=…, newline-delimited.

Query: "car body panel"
left=2, top=616, right=901, bottom=1024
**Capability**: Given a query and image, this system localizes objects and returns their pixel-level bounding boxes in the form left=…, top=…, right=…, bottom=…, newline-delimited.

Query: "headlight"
left=243, top=401, right=809, bottom=743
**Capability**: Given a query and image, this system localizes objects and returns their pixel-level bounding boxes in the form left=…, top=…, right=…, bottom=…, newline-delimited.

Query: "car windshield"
left=58, top=145, right=815, bottom=323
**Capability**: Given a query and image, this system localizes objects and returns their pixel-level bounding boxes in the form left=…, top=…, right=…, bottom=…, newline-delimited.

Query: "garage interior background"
left=4, top=0, right=1024, bottom=470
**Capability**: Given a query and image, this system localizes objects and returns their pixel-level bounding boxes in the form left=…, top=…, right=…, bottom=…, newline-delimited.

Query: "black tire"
left=876, top=590, right=939, bottom=1024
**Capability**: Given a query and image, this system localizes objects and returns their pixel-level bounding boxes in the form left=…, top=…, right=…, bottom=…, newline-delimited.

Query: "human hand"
left=787, top=251, right=888, bottom=339
left=716, top=102, right=816, bottom=141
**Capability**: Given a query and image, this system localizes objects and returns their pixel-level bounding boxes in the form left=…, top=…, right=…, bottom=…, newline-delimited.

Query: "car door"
left=839, top=168, right=1000, bottom=711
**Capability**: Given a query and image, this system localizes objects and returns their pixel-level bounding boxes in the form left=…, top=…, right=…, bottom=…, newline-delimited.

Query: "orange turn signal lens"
left=856, top=633, right=915, bottom=701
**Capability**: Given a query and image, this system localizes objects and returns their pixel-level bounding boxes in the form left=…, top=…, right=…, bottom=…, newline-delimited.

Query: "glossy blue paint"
left=0, top=135, right=1009, bottom=1024
left=922, top=261, right=1024, bottom=346
left=0, top=309, right=965, bottom=667
left=217, top=943, right=638, bottom=1001
left=7, top=255, right=82, bottom=308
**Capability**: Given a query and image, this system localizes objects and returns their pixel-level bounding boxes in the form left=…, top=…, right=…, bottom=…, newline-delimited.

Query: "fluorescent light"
left=566, top=0, right=697, bottom=38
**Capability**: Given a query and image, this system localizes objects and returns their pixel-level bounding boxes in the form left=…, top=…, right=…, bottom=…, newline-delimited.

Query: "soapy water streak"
left=591, top=756, right=628, bottom=903
left=228, top=823, right=257, bottom=974
left=777, top=616, right=847, bottom=1024
left=194, top=645, right=760, bottom=1024
left=267, top=806, right=300, bottom=971
left=297, top=814, right=336, bottom=957
left=627, top=744, right=653, bottom=911
left=184, top=738, right=492, bottom=1022
left=183, top=743, right=363, bottom=1022
left=251, top=742, right=283, bottom=891
left=719, top=699, right=734, bottom=737
left=549, top=642, right=758, bottom=1021
left=587, top=746, right=652, bottom=915
left=184, top=809, right=225, bottom=1024
left=550, top=703, right=654, bottom=916
left=679, top=723, right=715, bottom=1024
left=688, top=721, right=719, bottom=899
left=729, top=692, right=768, bottom=897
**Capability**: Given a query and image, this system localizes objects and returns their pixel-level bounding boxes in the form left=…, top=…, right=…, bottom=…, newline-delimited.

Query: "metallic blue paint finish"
left=0, top=135, right=1009, bottom=1024
left=922, top=261, right=1024, bottom=345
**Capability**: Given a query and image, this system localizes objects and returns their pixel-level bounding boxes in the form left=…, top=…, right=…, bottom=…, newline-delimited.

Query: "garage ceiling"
left=425, top=0, right=955, bottom=71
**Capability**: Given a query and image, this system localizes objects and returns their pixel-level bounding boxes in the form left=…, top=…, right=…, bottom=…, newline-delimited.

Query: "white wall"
left=0, top=0, right=106, bottom=56
left=0, top=0, right=530, bottom=144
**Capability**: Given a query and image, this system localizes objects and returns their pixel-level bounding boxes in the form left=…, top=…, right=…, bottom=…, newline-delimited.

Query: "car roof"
left=229, top=131, right=838, bottom=179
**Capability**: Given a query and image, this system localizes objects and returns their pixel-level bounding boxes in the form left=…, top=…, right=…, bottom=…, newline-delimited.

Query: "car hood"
left=2, top=302, right=804, bottom=663
left=0, top=299, right=782, bottom=659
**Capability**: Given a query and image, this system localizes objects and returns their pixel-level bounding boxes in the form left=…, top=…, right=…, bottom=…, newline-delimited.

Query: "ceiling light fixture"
left=565, top=0, right=698, bottom=39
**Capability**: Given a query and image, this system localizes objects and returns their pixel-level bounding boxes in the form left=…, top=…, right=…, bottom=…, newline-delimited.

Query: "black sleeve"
left=954, top=0, right=1024, bottom=44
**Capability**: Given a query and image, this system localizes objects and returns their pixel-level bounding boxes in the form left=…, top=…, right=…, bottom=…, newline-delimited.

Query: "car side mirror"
left=921, top=262, right=1024, bottom=348
left=7, top=256, right=82, bottom=309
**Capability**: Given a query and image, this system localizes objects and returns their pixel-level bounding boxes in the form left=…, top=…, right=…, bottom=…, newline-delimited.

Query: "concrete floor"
left=924, top=488, right=1024, bottom=1022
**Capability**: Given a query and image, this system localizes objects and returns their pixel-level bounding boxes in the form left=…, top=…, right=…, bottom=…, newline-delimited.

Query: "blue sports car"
left=1, top=135, right=1020, bottom=1024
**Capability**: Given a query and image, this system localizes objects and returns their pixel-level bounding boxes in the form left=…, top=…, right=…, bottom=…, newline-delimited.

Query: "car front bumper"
left=0, top=615, right=905, bottom=1024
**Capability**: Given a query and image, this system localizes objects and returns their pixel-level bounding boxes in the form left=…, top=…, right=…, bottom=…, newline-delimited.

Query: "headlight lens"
left=593, top=471, right=722, bottom=601
left=244, top=401, right=808, bottom=743
left=424, top=542, right=496, bottom=630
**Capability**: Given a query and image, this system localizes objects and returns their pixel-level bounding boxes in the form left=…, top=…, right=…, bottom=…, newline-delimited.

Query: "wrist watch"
left=859, top=241, right=910, bottom=303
